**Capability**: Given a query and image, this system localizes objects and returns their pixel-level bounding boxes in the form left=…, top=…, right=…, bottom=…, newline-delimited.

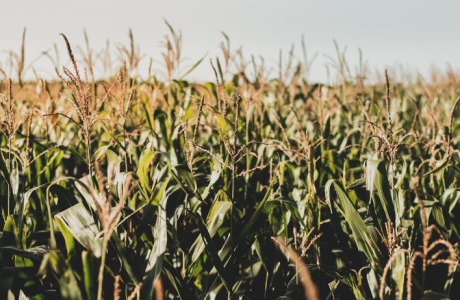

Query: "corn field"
left=1, top=27, right=460, bottom=300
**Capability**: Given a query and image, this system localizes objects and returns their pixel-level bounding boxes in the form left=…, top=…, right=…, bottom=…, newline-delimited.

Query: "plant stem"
left=123, top=122, right=128, bottom=172
left=230, top=162, right=235, bottom=299
left=244, top=110, right=249, bottom=200
left=7, top=138, right=11, bottom=216
left=86, top=129, right=93, bottom=187
left=45, top=188, right=56, bottom=249
left=97, top=235, right=109, bottom=300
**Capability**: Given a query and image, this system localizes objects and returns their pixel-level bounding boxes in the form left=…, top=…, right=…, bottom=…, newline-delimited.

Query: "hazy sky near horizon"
left=1, top=0, right=460, bottom=83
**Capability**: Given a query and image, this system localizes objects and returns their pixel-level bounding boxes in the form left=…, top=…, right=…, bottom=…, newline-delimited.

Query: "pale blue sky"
left=1, top=0, right=459, bottom=83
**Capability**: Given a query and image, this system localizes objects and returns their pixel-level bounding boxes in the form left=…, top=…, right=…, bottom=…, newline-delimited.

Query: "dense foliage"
left=1, top=28, right=460, bottom=300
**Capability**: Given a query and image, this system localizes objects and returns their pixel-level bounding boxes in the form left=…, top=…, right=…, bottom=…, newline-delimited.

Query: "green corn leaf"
left=366, top=160, right=396, bottom=232
left=234, top=177, right=275, bottom=246
left=188, top=210, right=231, bottom=294
left=178, top=52, right=208, bottom=81
left=46, top=251, right=83, bottom=300
left=98, top=121, right=126, bottom=151
left=91, top=145, right=111, bottom=162
left=110, top=233, right=140, bottom=285
left=81, top=251, right=98, bottom=300
left=391, top=250, right=406, bottom=300
left=55, top=203, right=103, bottom=257
left=141, top=196, right=168, bottom=300
left=0, top=246, right=48, bottom=263
left=137, top=151, right=171, bottom=194
left=325, top=179, right=384, bottom=274
left=190, top=200, right=231, bottom=264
